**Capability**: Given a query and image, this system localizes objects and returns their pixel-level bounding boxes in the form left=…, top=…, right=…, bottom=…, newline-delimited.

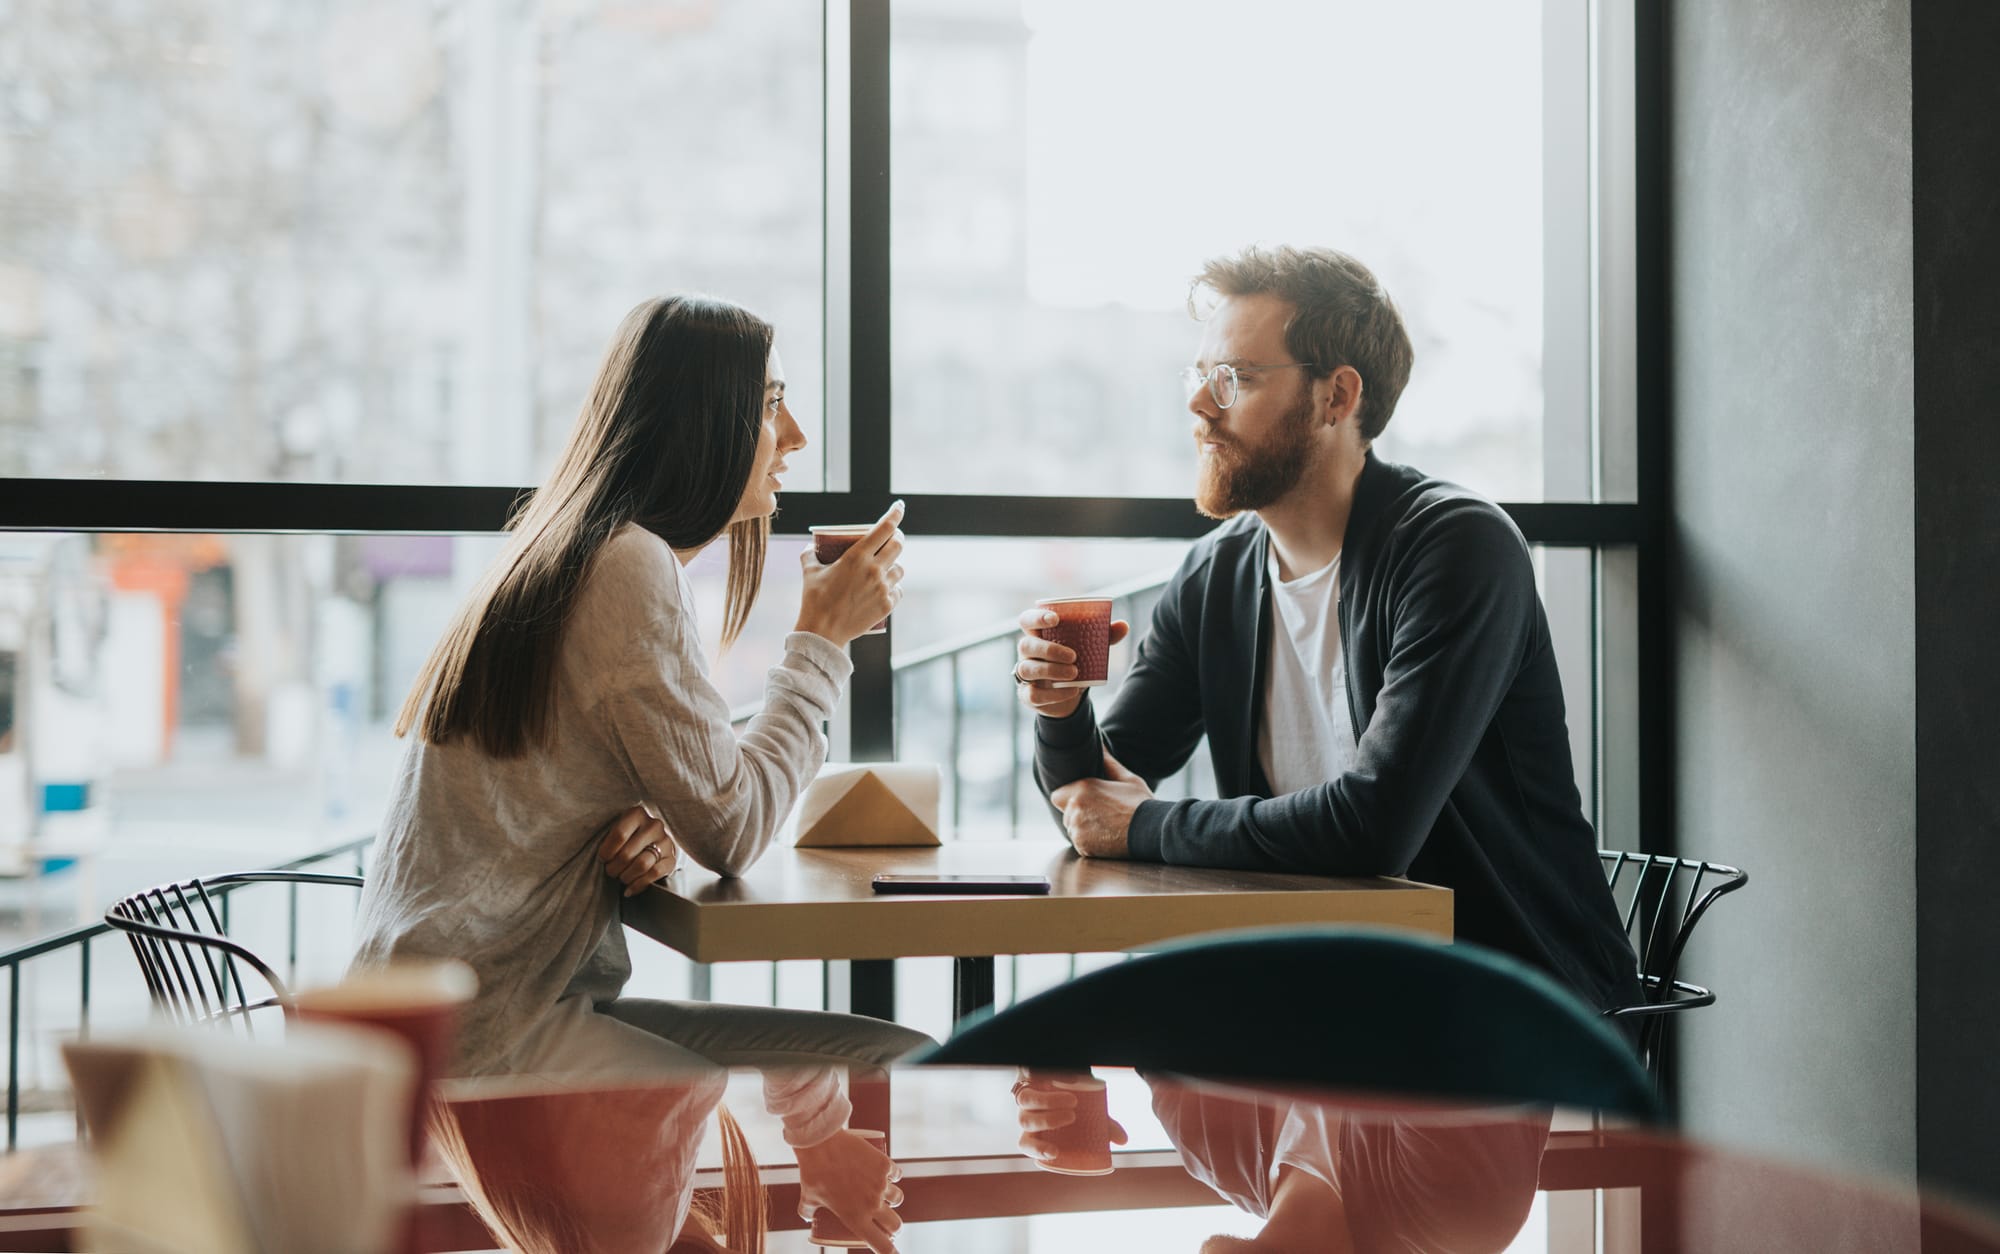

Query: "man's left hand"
left=1049, top=750, right=1153, bottom=859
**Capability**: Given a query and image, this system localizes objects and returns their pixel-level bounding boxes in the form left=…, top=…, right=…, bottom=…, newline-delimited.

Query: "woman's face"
left=730, top=346, right=807, bottom=524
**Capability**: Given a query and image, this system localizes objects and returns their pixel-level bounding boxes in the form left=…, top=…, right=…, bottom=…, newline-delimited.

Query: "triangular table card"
left=794, top=763, right=943, bottom=847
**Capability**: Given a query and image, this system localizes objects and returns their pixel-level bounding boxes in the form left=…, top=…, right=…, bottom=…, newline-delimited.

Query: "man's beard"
left=1193, top=390, right=1319, bottom=519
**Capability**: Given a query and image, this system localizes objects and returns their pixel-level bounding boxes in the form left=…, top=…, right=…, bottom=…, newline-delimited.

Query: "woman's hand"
left=794, top=1128, right=904, bottom=1253
left=596, top=804, right=679, bottom=897
left=1013, top=607, right=1131, bottom=720
left=796, top=501, right=906, bottom=646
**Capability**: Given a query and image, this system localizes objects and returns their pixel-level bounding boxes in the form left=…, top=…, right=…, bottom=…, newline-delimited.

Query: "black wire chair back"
left=1597, top=849, right=1748, bottom=1076
left=103, top=872, right=366, bottom=1035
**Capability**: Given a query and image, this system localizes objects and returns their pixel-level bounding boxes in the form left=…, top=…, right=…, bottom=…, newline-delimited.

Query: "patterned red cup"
left=1036, top=1076, right=1115, bottom=1175
left=809, top=526, right=889, bottom=635
left=1034, top=597, right=1113, bottom=688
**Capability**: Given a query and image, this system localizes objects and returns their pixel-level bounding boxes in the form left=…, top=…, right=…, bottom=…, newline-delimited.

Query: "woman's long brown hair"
left=396, top=296, right=774, bottom=758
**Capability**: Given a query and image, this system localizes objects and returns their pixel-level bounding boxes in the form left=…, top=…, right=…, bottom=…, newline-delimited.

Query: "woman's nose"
left=779, top=405, right=807, bottom=452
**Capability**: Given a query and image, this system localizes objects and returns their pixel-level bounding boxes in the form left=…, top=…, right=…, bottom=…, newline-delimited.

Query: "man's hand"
left=1048, top=749, right=1153, bottom=859
left=1014, top=607, right=1131, bottom=720
left=596, top=804, right=679, bottom=897
left=1012, top=1070, right=1129, bottom=1165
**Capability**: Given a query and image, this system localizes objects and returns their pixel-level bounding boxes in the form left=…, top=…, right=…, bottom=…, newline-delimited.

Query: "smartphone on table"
left=870, top=874, right=1052, bottom=895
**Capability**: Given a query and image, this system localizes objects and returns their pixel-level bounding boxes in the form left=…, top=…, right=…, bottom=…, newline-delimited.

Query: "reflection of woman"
left=353, top=295, right=930, bottom=1086
left=434, top=1068, right=905, bottom=1254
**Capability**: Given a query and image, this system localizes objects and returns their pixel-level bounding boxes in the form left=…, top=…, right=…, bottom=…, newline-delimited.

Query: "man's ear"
left=1320, top=365, right=1364, bottom=428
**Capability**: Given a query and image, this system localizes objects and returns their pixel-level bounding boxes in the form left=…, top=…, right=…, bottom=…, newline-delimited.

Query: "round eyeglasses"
left=1178, top=361, right=1320, bottom=409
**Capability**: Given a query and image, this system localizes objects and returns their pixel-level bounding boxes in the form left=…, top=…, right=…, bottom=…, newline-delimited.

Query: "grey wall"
left=1668, top=0, right=1917, bottom=1179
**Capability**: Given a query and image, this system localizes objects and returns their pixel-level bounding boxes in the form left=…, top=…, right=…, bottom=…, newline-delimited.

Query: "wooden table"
left=623, top=841, right=1452, bottom=1022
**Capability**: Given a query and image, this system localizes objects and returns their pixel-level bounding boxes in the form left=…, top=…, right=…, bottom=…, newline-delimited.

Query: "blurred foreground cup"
left=294, top=959, right=477, bottom=1167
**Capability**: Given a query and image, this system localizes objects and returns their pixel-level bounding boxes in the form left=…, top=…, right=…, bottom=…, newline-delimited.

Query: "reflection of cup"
left=1034, top=597, right=1113, bottom=688
left=806, top=1128, right=887, bottom=1248
left=294, top=960, right=477, bottom=1167
left=1037, top=1077, right=1114, bottom=1176
left=809, top=526, right=889, bottom=635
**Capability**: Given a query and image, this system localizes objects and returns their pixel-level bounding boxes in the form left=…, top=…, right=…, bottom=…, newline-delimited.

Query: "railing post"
left=288, top=881, right=300, bottom=985
left=1008, top=663, right=1022, bottom=838
left=8, top=963, right=19, bottom=1150
left=949, top=653, right=963, bottom=832
left=79, top=937, right=90, bottom=1040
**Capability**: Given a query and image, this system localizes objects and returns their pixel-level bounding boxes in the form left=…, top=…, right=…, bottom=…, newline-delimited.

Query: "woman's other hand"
left=596, top=804, right=679, bottom=897
left=794, top=1128, right=904, bottom=1254
left=796, top=501, right=906, bottom=646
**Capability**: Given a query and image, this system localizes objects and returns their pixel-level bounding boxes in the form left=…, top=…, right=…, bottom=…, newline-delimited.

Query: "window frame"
left=0, top=0, right=1669, bottom=858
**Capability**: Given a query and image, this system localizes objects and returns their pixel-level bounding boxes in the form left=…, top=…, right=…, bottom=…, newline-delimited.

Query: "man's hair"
left=1191, top=244, right=1416, bottom=442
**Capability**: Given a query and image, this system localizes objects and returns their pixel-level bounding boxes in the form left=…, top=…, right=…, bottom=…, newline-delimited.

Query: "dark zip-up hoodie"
left=1035, top=452, right=1641, bottom=1014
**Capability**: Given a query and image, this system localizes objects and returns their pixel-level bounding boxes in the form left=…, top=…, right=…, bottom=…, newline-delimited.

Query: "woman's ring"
left=644, top=842, right=665, bottom=862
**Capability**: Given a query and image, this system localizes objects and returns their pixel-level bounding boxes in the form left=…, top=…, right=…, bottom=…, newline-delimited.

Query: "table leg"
left=953, top=956, right=996, bottom=1024
left=839, top=959, right=897, bottom=1021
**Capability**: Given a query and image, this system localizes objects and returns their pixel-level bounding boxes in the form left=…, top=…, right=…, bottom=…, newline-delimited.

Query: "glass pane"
left=0, top=532, right=446, bottom=926
left=0, top=1, right=824, bottom=488
left=890, top=0, right=1563, bottom=500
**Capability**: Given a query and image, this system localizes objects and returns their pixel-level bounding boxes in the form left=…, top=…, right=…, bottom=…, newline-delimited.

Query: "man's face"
left=1187, top=293, right=1321, bottom=520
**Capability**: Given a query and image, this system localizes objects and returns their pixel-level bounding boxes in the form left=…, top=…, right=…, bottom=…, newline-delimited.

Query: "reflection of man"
left=1016, top=1072, right=1546, bottom=1254
left=1157, top=1081, right=1548, bottom=1254
left=1018, top=245, right=1638, bottom=1014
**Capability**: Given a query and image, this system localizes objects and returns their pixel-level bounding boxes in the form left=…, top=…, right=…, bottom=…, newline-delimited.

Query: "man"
left=1014, top=1073, right=1546, bottom=1253
left=1016, top=244, right=1639, bottom=1014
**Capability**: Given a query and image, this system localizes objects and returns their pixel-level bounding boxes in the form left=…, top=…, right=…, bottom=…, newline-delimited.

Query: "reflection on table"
left=16, top=1059, right=2000, bottom=1253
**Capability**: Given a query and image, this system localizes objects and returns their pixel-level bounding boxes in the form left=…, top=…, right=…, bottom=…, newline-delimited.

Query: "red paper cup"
left=805, top=1128, right=887, bottom=1248
left=1036, top=1076, right=1115, bottom=1175
left=809, top=526, right=889, bottom=635
left=1034, top=597, right=1113, bottom=688
left=293, top=960, right=477, bottom=1168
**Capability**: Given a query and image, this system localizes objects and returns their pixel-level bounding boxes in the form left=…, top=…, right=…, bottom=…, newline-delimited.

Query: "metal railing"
left=0, top=834, right=372, bottom=1149
left=732, top=570, right=1210, bottom=834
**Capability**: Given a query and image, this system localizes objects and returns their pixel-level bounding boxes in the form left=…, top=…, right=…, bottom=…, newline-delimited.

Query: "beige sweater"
left=353, top=524, right=850, bottom=1075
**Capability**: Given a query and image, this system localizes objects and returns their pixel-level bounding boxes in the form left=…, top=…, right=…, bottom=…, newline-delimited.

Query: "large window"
left=890, top=0, right=1564, bottom=502
left=3, top=0, right=1655, bottom=1058
left=0, top=1, right=825, bottom=488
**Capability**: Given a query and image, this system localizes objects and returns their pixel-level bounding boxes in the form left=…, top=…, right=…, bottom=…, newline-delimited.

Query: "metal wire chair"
left=104, top=871, right=366, bottom=1035
left=1598, top=850, right=1749, bottom=1077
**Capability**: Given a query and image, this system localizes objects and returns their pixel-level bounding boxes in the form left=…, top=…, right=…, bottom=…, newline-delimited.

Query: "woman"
left=433, top=1066, right=905, bottom=1254
left=353, top=293, right=929, bottom=1093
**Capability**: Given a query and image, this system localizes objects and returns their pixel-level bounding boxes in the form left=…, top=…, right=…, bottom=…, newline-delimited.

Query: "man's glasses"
left=1178, top=361, right=1320, bottom=410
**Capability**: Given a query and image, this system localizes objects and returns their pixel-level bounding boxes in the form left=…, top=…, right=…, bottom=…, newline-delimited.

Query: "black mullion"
left=848, top=0, right=892, bottom=505
left=1633, top=0, right=1674, bottom=868
left=1, top=479, right=1642, bottom=547
left=0, top=480, right=529, bottom=534
left=847, top=0, right=895, bottom=768
left=844, top=0, right=897, bottom=1022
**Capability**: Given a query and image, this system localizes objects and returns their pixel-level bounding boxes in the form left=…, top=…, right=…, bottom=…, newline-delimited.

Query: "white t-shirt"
left=1256, top=548, right=1360, bottom=797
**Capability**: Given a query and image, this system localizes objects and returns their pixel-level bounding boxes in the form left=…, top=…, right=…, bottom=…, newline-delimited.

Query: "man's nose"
left=1186, top=380, right=1221, bottom=423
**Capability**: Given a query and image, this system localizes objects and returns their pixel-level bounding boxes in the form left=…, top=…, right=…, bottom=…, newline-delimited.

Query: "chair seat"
left=914, top=926, right=1662, bottom=1121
